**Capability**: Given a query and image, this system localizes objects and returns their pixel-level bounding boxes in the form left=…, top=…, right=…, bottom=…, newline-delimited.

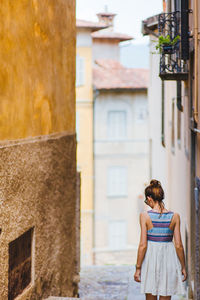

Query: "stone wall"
left=0, top=132, right=78, bottom=300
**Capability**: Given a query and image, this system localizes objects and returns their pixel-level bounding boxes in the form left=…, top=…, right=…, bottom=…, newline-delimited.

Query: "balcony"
left=158, top=7, right=189, bottom=81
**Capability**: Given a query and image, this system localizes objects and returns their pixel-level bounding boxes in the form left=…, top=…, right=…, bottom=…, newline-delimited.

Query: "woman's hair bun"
left=145, top=179, right=164, bottom=204
left=150, top=179, right=161, bottom=187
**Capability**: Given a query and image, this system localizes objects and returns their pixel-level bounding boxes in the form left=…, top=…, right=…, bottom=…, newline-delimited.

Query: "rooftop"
left=76, top=19, right=108, bottom=32
left=93, top=59, right=149, bottom=90
left=91, top=30, right=133, bottom=42
left=97, top=12, right=117, bottom=17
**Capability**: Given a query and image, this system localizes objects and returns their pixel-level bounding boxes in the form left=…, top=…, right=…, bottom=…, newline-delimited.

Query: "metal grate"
left=158, top=11, right=189, bottom=81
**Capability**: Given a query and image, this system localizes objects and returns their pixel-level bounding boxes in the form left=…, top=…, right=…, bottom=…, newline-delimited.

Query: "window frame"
left=107, top=110, right=127, bottom=140
left=107, top=166, right=128, bottom=198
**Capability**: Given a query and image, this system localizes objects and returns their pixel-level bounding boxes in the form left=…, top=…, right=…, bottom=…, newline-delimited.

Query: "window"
left=107, top=166, right=127, bottom=197
left=108, top=220, right=126, bottom=249
left=76, top=55, right=84, bottom=87
left=9, top=228, right=33, bottom=300
left=76, top=111, right=80, bottom=142
left=107, top=111, right=127, bottom=140
left=161, top=81, right=165, bottom=147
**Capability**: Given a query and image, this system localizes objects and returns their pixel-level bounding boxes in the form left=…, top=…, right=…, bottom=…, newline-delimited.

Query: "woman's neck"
left=152, top=202, right=165, bottom=212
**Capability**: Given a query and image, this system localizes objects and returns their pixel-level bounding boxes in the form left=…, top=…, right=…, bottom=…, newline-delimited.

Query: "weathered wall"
left=0, top=133, right=77, bottom=300
left=0, top=0, right=75, bottom=139
left=0, top=0, right=78, bottom=298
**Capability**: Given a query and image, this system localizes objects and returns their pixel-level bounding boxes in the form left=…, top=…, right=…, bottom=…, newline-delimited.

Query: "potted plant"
left=155, top=34, right=180, bottom=54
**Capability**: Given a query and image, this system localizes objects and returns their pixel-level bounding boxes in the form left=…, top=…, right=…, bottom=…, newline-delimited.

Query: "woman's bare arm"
left=135, top=212, right=148, bottom=269
left=173, top=213, right=187, bottom=281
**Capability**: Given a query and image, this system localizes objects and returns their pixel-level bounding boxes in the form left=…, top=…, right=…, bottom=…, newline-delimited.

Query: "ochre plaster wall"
left=0, top=0, right=75, bottom=139
left=0, top=1, right=79, bottom=298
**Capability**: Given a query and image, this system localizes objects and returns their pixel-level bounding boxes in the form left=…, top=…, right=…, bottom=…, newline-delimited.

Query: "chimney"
left=97, top=6, right=116, bottom=28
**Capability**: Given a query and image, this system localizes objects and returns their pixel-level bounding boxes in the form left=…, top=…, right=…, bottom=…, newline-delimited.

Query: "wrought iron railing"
left=158, top=11, right=189, bottom=81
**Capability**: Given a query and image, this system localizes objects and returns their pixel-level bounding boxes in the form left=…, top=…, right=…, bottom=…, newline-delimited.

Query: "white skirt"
left=140, top=241, right=185, bottom=296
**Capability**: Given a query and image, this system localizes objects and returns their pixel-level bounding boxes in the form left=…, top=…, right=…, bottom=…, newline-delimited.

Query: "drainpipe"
left=194, top=0, right=198, bottom=124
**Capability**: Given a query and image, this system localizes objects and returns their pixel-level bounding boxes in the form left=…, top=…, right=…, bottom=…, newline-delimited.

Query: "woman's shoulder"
left=140, top=211, right=150, bottom=220
left=172, top=212, right=181, bottom=220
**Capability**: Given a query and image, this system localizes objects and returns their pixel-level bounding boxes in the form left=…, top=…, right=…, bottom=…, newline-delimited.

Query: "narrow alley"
left=0, top=0, right=200, bottom=299
left=79, top=266, right=185, bottom=300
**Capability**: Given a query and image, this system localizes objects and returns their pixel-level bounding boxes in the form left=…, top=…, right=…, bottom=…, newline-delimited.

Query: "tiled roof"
left=93, top=59, right=149, bottom=90
left=76, top=19, right=107, bottom=31
left=97, top=12, right=116, bottom=17
left=91, top=30, right=133, bottom=42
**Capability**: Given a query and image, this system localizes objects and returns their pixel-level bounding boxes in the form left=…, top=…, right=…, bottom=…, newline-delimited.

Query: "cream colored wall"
left=148, top=34, right=190, bottom=287
left=76, top=32, right=94, bottom=265
left=93, top=39, right=120, bottom=62
left=148, top=34, right=189, bottom=250
left=76, top=47, right=93, bottom=101
left=164, top=80, right=190, bottom=264
left=93, top=90, right=149, bottom=265
left=148, top=36, right=167, bottom=192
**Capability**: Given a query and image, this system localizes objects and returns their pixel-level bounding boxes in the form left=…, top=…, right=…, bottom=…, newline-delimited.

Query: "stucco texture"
left=0, top=0, right=75, bottom=140
left=0, top=132, right=78, bottom=300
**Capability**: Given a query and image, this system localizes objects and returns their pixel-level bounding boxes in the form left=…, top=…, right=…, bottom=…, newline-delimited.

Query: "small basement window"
left=8, top=228, right=33, bottom=300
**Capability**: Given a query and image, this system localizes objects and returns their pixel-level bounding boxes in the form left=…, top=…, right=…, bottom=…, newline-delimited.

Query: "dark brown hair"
left=145, top=179, right=165, bottom=215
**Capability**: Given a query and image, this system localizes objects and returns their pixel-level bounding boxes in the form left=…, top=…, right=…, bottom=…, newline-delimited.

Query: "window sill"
left=107, top=195, right=128, bottom=199
left=14, top=283, right=33, bottom=300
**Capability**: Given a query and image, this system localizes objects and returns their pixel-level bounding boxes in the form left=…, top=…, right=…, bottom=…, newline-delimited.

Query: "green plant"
left=155, top=34, right=180, bottom=53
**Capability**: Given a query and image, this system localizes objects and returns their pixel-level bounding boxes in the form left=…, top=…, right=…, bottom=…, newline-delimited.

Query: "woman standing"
left=134, top=179, right=187, bottom=300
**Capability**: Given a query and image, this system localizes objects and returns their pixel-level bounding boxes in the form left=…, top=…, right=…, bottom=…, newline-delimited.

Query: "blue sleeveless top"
left=147, top=210, right=174, bottom=242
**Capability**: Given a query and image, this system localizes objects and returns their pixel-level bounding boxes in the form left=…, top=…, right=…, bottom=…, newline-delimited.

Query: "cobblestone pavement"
left=79, top=266, right=186, bottom=300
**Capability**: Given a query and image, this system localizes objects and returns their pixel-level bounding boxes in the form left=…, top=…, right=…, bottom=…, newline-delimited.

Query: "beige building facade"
left=93, top=12, right=149, bottom=265
left=143, top=0, right=200, bottom=298
left=0, top=1, right=79, bottom=299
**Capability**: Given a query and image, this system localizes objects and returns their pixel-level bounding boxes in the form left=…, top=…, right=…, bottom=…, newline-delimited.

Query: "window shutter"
left=108, top=221, right=126, bottom=249
left=107, top=111, right=127, bottom=139
left=107, top=166, right=128, bottom=197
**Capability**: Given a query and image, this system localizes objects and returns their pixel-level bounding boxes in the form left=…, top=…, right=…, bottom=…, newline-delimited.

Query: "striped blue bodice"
left=147, top=210, right=174, bottom=242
